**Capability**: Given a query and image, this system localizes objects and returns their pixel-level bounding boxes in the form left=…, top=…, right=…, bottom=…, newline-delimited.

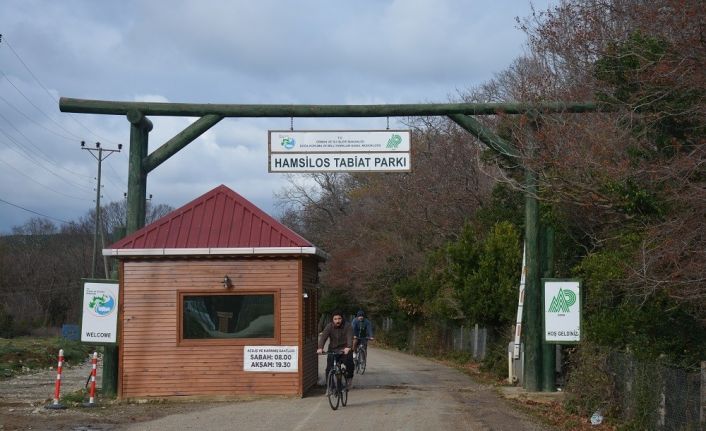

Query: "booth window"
left=181, top=293, right=275, bottom=340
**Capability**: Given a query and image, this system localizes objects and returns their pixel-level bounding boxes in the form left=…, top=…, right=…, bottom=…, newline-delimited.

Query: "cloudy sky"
left=0, top=0, right=552, bottom=233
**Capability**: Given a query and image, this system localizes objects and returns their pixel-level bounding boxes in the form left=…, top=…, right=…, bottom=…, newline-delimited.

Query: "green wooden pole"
left=523, top=164, right=542, bottom=391
left=103, top=226, right=125, bottom=398
left=541, top=225, right=557, bottom=392
left=103, top=112, right=152, bottom=398
left=143, top=114, right=223, bottom=173
left=447, top=114, right=519, bottom=158
left=126, top=110, right=152, bottom=233
left=60, top=97, right=600, bottom=117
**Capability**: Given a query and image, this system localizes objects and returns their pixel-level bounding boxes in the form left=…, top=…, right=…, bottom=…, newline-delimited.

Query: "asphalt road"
left=121, top=347, right=544, bottom=431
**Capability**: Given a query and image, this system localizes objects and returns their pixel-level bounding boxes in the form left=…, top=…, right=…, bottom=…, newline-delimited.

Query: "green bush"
left=375, top=324, right=408, bottom=351
left=563, top=343, right=615, bottom=417
left=444, top=350, right=472, bottom=364
left=0, top=337, right=95, bottom=380
left=479, top=332, right=510, bottom=379
left=0, top=304, right=14, bottom=338
left=575, top=244, right=706, bottom=367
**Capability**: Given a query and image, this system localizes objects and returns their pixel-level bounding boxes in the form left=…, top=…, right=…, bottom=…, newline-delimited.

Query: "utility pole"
left=82, top=141, right=122, bottom=279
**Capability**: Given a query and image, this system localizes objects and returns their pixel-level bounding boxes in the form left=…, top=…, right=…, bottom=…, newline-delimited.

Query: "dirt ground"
left=0, top=357, right=225, bottom=431
left=0, top=348, right=554, bottom=431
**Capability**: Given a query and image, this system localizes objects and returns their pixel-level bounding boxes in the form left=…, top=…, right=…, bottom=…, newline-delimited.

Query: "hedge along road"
left=123, top=347, right=545, bottom=431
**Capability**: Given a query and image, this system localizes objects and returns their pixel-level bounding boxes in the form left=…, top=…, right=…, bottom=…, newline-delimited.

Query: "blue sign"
left=61, top=324, right=80, bottom=341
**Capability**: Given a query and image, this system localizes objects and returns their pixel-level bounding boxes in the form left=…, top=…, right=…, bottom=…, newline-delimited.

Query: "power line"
left=0, top=157, right=91, bottom=201
left=103, top=159, right=127, bottom=188
left=0, top=35, right=118, bottom=146
left=0, top=68, right=84, bottom=141
left=0, top=115, right=94, bottom=188
left=0, top=132, right=94, bottom=192
left=0, top=129, right=90, bottom=191
left=0, top=196, right=70, bottom=224
left=0, top=94, right=75, bottom=141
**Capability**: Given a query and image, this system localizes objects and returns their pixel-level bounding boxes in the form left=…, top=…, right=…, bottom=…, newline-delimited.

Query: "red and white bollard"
left=83, top=352, right=98, bottom=407
left=45, top=349, right=66, bottom=409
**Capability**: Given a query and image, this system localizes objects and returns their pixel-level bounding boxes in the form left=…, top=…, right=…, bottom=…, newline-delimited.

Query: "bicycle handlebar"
left=319, top=350, right=348, bottom=356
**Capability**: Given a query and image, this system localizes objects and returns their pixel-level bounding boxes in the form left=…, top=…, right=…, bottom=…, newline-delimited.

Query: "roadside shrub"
left=563, top=343, right=615, bottom=418
left=444, top=351, right=472, bottom=364
left=411, top=322, right=449, bottom=356
left=480, top=335, right=509, bottom=379
left=60, top=388, right=91, bottom=406
left=0, top=304, right=14, bottom=338
left=375, top=323, right=408, bottom=351
left=53, top=338, right=96, bottom=365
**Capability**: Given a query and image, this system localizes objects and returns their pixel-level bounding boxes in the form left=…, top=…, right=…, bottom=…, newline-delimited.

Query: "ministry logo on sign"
left=88, top=293, right=116, bottom=317
left=386, top=134, right=402, bottom=149
left=281, top=137, right=296, bottom=150
left=548, top=288, right=576, bottom=313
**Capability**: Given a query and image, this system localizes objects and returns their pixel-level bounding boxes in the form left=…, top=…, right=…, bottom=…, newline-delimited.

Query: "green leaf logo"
left=548, top=288, right=577, bottom=313
left=386, top=134, right=402, bottom=149
left=281, top=137, right=296, bottom=150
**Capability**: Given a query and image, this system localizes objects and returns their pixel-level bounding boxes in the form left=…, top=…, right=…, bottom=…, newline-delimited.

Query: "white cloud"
left=0, top=0, right=553, bottom=232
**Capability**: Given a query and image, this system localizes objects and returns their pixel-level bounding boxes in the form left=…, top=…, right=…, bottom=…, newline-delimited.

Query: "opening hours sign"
left=268, top=130, right=411, bottom=173
left=244, top=346, right=298, bottom=372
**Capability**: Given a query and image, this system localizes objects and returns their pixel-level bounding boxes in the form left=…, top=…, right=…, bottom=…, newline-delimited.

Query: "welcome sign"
left=81, top=280, right=119, bottom=343
left=543, top=279, right=581, bottom=343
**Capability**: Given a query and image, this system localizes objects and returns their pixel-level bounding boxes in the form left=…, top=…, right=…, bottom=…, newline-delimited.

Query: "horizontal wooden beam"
left=60, top=97, right=600, bottom=118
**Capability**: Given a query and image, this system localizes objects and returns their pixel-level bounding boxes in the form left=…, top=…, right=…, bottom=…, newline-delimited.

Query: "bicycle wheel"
left=354, top=351, right=361, bottom=374
left=327, top=371, right=339, bottom=410
left=341, top=374, right=349, bottom=406
left=359, top=347, right=367, bottom=375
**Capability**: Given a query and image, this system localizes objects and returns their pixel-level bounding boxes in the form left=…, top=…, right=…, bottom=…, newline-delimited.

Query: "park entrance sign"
left=268, top=130, right=411, bottom=172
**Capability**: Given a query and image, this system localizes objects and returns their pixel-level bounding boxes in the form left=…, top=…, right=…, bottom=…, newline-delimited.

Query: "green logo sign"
left=88, top=294, right=116, bottom=317
left=281, top=137, right=296, bottom=150
left=548, top=288, right=576, bottom=313
left=386, top=134, right=402, bottom=149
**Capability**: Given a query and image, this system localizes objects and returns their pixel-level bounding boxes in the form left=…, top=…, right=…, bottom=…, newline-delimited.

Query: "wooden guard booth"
left=103, top=185, right=326, bottom=399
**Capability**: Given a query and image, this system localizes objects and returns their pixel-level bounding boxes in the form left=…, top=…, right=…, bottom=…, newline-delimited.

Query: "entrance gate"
left=60, top=96, right=600, bottom=393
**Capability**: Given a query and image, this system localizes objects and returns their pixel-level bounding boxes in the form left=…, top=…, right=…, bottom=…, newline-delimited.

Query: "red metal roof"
left=109, top=185, right=313, bottom=250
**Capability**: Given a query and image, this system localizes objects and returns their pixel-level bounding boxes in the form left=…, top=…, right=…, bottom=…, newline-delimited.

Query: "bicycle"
left=322, top=351, right=349, bottom=410
left=353, top=337, right=370, bottom=375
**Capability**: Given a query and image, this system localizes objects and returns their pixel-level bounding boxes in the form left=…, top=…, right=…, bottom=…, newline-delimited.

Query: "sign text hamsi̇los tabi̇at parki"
left=268, top=130, right=411, bottom=173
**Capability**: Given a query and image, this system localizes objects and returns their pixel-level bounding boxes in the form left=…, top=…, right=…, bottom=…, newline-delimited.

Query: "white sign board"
left=270, top=153, right=411, bottom=172
left=544, top=279, right=581, bottom=343
left=268, top=130, right=411, bottom=173
left=269, top=130, right=410, bottom=153
left=244, top=346, right=298, bottom=372
left=81, top=281, right=119, bottom=343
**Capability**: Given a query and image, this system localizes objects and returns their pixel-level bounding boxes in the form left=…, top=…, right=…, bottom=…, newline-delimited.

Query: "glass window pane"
left=183, top=294, right=274, bottom=339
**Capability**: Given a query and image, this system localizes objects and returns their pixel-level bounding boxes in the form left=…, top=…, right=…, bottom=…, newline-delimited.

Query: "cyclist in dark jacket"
left=352, top=309, right=374, bottom=358
left=317, top=310, right=354, bottom=382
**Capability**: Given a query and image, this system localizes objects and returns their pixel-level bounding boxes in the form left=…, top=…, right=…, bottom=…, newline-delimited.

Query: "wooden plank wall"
left=119, top=257, right=302, bottom=398
left=301, top=258, right=320, bottom=393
